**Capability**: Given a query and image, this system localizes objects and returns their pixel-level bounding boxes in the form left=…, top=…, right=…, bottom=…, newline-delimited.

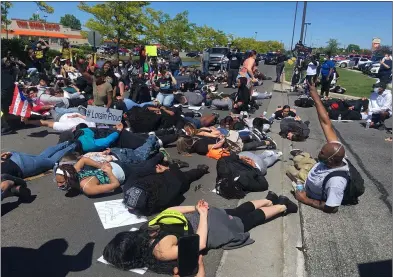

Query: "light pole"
left=304, top=23, right=311, bottom=45
left=290, top=1, right=298, bottom=51
left=299, top=1, right=307, bottom=44
left=254, top=32, right=258, bottom=40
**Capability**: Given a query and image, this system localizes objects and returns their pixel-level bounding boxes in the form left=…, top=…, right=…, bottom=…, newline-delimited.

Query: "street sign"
left=85, top=105, right=122, bottom=125
left=87, top=31, right=102, bottom=48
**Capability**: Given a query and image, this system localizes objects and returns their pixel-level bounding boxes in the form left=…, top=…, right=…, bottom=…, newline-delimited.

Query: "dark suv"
left=264, top=53, right=278, bottom=65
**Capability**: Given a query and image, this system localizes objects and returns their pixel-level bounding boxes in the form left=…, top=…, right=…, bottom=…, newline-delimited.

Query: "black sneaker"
left=172, top=159, right=189, bottom=168
left=1, top=127, right=14, bottom=135
left=290, top=149, right=303, bottom=157
left=193, top=112, right=203, bottom=118
left=197, top=164, right=209, bottom=174
left=266, top=191, right=279, bottom=205
left=278, top=196, right=298, bottom=214
left=266, top=137, right=277, bottom=150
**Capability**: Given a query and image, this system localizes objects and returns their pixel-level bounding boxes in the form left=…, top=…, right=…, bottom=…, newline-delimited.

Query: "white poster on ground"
left=86, top=105, right=123, bottom=125
left=94, top=199, right=147, bottom=229
left=97, top=227, right=148, bottom=274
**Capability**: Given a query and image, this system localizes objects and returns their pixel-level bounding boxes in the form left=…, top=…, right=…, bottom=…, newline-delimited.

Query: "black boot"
left=197, top=164, right=209, bottom=174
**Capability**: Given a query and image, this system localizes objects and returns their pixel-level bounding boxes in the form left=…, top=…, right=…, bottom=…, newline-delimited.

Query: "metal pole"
left=299, top=1, right=307, bottom=44
left=304, top=24, right=308, bottom=45
left=290, top=1, right=298, bottom=51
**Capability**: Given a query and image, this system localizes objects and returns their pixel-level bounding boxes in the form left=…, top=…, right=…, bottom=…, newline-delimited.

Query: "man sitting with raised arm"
left=294, top=81, right=349, bottom=213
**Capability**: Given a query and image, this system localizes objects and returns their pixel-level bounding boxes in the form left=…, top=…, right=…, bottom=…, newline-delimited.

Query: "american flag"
left=9, top=84, right=32, bottom=118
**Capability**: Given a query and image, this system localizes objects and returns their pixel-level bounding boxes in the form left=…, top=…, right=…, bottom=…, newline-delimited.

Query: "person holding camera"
left=34, top=39, right=49, bottom=73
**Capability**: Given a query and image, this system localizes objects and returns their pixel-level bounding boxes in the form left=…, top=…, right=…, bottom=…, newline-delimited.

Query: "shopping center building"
left=1, top=19, right=88, bottom=50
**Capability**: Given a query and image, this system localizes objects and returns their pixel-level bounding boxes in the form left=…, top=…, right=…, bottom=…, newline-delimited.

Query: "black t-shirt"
left=379, top=59, right=392, bottom=75
left=228, top=53, right=242, bottom=69
left=156, top=77, right=173, bottom=94
left=274, top=110, right=296, bottom=120
left=191, top=136, right=218, bottom=155
left=276, top=54, right=287, bottom=64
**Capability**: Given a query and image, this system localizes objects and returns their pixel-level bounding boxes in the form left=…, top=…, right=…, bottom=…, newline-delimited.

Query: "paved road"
left=2, top=63, right=391, bottom=277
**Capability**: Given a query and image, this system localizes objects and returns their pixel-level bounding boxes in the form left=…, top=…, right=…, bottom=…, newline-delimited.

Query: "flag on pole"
left=9, top=84, right=32, bottom=118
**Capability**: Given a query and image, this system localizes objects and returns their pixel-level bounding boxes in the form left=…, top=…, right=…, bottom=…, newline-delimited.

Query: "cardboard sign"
left=85, top=105, right=122, bottom=125
left=146, top=45, right=157, bottom=57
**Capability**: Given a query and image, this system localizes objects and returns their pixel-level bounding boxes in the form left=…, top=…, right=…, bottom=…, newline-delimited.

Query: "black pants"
left=228, top=68, right=239, bottom=87
left=116, top=130, right=178, bottom=149
left=225, top=202, right=266, bottom=232
left=169, top=164, right=207, bottom=194
left=119, top=152, right=164, bottom=180
left=242, top=140, right=267, bottom=151
left=320, top=75, right=333, bottom=97
left=275, top=63, right=285, bottom=82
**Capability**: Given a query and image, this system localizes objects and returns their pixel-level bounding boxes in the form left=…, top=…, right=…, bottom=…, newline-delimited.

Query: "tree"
left=29, top=13, right=45, bottom=22
left=1, top=2, right=12, bottom=39
left=325, top=38, right=340, bottom=55
left=79, top=1, right=150, bottom=59
left=60, top=14, right=82, bottom=30
left=34, top=1, right=54, bottom=14
left=346, top=44, right=360, bottom=53
left=191, top=25, right=228, bottom=51
left=374, top=45, right=392, bottom=56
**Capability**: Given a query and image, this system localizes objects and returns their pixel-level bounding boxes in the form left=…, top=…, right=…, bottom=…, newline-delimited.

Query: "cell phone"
left=177, top=235, right=200, bottom=277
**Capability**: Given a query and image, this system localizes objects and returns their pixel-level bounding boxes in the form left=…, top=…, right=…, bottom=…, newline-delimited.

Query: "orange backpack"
left=206, top=148, right=231, bottom=160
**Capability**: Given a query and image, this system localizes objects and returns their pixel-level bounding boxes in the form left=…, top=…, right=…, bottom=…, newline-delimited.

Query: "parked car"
left=158, top=49, right=171, bottom=59
left=336, top=58, right=351, bottom=68
left=334, top=55, right=347, bottom=61
left=208, top=47, right=230, bottom=70
left=370, top=63, right=381, bottom=77
left=264, top=52, right=279, bottom=65
left=186, top=51, right=200, bottom=58
left=349, top=57, right=371, bottom=69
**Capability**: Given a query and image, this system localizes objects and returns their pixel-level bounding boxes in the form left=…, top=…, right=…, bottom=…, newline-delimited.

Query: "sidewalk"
left=216, top=84, right=305, bottom=277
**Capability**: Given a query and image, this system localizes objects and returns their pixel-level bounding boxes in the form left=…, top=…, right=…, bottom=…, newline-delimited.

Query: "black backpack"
left=294, top=97, right=314, bottom=108
left=322, top=159, right=365, bottom=205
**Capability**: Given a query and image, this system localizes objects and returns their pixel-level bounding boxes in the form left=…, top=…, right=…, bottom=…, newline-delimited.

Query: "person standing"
left=320, top=55, right=335, bottom=98
left=202, top=48, right=210, bottom=75
left=226, top=49, right=242, bottom=88
left=1, top=60, right=17, bottom=135
left=169, top=50, right=182, bottom=76
left=139, top=46, right=147, bottom=74
left=378, top=53, right=392, bottom=84
left=275, top=50, right=286, bottom=83
left=305, top=55, right=319, bottom=85
left=34, top=39, right=49, bottom=73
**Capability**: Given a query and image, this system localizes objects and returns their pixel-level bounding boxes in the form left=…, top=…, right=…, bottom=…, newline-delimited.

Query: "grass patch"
left=284, top=63, right=375, bottom=98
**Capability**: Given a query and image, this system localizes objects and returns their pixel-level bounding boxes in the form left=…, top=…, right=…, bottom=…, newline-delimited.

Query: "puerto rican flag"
left=9, top=84, right=32, bottom=118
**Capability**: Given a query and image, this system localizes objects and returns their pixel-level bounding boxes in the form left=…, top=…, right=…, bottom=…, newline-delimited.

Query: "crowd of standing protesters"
left=1, top=40, right=370, bottom=276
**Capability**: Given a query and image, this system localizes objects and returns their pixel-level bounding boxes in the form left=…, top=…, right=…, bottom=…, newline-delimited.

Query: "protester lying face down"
left=104, top=195, right=297, bottom=274
left=279, top=116, right=310, bottom=141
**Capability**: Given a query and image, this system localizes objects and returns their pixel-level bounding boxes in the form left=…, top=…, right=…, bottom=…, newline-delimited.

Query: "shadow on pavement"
left=1, top=239, right=95, bottom=277
left=1, top=195, right=37, bottom=216
left=358, top=260, right=392, bottom=277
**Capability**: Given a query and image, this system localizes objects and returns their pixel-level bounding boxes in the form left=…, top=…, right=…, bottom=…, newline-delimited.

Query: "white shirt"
left=305, top=160, right=349, bottom=207
left=368, top=90, right=392, bottom=114
left=306, top=61, right=319, bottom=76
left=53, top=112, right=96, bottom=132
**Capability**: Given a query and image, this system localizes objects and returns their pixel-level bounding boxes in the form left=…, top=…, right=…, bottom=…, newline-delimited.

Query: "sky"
left=6, top=1, right=392, bottom=50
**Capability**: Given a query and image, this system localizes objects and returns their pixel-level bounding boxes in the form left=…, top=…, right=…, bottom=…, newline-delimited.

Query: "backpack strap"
left=321, top=171, right=350, bottom=200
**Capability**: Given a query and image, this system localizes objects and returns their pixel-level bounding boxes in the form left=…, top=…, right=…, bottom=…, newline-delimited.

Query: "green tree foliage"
left=325, top=38, right=340, bottom=55
left=34, top=1, right=54, bottom=14
left=79, top=1, right=150, bottom=58
left=1, top=2, right=12, bottom=29
left=346, top=44, right=360, bottom=53
left=29, top=13, right=45, bottom=22
left=60, top=14, right=82, bottom=30
left=191, top=25, right=228, bottom=51
left=231, top=38, right=283, bottom=53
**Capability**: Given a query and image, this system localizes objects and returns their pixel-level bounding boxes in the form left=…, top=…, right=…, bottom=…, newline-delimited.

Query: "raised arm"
left=308, top=81, right=338, bottom=143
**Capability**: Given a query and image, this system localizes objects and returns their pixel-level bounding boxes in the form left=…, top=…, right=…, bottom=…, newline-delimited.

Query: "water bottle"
left=338, top=114, right=342, bottom=122
left=263, top=111, right=267, bottom=117
left=366, top=119, right=371, bottom=129
left=296, top=183, right=304, bottom=192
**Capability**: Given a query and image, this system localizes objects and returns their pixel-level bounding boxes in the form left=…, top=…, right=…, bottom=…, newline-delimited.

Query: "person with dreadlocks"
left=103, top=194, right=298, bottom=274
left=292, top=80, right=352, bottom=213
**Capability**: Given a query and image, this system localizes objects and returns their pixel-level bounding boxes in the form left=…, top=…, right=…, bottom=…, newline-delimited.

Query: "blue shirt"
left=320, top=60, right=335, bottom=76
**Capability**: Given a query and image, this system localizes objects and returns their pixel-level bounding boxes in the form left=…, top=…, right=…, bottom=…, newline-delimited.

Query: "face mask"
left=165, top=74, right=170, bottom=78
left=119, top=64, right=124, bottom=67
left=374, top=88, right=380, bottom=93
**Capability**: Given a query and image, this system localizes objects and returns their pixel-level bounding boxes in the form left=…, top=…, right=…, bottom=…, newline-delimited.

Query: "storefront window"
left=51, top=38, right=59, bottom=44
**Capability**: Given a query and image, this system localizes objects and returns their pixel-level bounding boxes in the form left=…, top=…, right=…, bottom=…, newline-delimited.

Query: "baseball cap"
left=94, top=68, right=105, bottom=78
left=374, top=82, right=387, bottom=89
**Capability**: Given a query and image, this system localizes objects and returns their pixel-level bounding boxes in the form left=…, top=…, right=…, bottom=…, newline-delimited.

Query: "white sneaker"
left=276, top=151, right=283, bottom=159
left=148, top=131, right=156, bottom=136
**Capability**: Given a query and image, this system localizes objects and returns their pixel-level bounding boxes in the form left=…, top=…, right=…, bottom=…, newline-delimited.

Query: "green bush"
left=45, top=49, right=62, bottom=64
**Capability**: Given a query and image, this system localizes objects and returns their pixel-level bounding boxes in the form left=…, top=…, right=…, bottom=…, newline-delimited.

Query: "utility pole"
left=290, top=1, right=298, bottom=51
left=299, top=1, right=307, bottom=44
left=304, top=23, right=311, bottom=45
left=254, top=32, right=258, bottom=40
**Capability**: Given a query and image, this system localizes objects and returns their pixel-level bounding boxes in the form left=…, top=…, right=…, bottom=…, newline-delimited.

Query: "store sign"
left=85, top=105, right=122, bottom=125
left=16, top=20, right=60, bottom=31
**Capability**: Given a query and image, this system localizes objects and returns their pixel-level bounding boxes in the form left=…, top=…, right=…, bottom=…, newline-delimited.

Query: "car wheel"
left=340, top=63, right=347, bottom=68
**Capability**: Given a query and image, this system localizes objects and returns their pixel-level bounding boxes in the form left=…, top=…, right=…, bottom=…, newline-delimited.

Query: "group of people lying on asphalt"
left=1, top=48, right=368, bottom=276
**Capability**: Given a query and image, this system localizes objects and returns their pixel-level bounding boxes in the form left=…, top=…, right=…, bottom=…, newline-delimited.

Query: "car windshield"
left=211, top=48, right=229, bottom=55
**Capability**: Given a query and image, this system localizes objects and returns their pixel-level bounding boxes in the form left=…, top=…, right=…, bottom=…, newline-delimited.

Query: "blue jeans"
left=110, top=136, right=158, bottom=164
left=123, top=99, right=153, bottom=112
left=156, top=93, right=174, bottom=107
left=184, top=117, right=202, bottom=129
left=53, top=107, right=84, bottom=121
left=10, top=141, right=76, bottom=178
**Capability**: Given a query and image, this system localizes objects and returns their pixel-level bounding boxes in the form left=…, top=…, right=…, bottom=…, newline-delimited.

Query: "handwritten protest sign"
left=146, top=45, right=157, bottom=57
left=85, top=105, right=122, bottom=125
